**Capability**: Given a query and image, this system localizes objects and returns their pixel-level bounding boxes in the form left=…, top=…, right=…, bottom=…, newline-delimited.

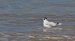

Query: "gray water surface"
left=0, top=0, right=75, bottom=36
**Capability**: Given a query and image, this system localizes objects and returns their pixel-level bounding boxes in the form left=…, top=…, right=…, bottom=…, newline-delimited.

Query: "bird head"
left=43, top=17, right=47, bottom=20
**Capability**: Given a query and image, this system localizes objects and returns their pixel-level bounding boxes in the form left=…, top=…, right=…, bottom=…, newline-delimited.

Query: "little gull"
left=43, top=17, right=62, bottom=32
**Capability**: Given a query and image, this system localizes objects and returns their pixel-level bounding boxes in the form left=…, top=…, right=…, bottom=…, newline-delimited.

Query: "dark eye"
left=45, top=17, right=47, bottom=19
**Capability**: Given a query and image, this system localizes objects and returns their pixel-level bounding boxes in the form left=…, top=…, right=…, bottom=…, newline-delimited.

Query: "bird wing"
left=47, top=22, right=56, bottom=26
left=44, top=19, right=56, bottom=26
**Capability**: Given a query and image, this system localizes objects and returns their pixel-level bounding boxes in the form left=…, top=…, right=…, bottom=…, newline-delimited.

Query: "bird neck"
left=43, top=19, right=48, bottom=22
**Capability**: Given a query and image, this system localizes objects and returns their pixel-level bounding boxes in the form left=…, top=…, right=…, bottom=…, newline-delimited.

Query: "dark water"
left=0, top=0, right=75, bottom=36
left=0, top=0, right=75, bottom=14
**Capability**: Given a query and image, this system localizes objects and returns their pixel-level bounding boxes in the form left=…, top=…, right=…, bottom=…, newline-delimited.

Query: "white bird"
left=43, top=17, right=62, bottom=32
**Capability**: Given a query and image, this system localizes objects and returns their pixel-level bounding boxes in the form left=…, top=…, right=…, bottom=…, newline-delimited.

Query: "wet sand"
left=0, top=31, right=75, bottom=41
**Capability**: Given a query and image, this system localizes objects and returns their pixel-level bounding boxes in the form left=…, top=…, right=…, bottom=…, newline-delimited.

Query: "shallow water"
left=0, top=0, right=75, bottom=41
left=0, top=14, right=75, bottom=36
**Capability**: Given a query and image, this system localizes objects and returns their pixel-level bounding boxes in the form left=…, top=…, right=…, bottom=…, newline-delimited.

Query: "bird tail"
left=58, top=23, right=62, bottom=25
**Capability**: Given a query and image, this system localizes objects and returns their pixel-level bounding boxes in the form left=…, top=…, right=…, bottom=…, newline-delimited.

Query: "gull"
left=43, top=17, right=62, bottom=32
